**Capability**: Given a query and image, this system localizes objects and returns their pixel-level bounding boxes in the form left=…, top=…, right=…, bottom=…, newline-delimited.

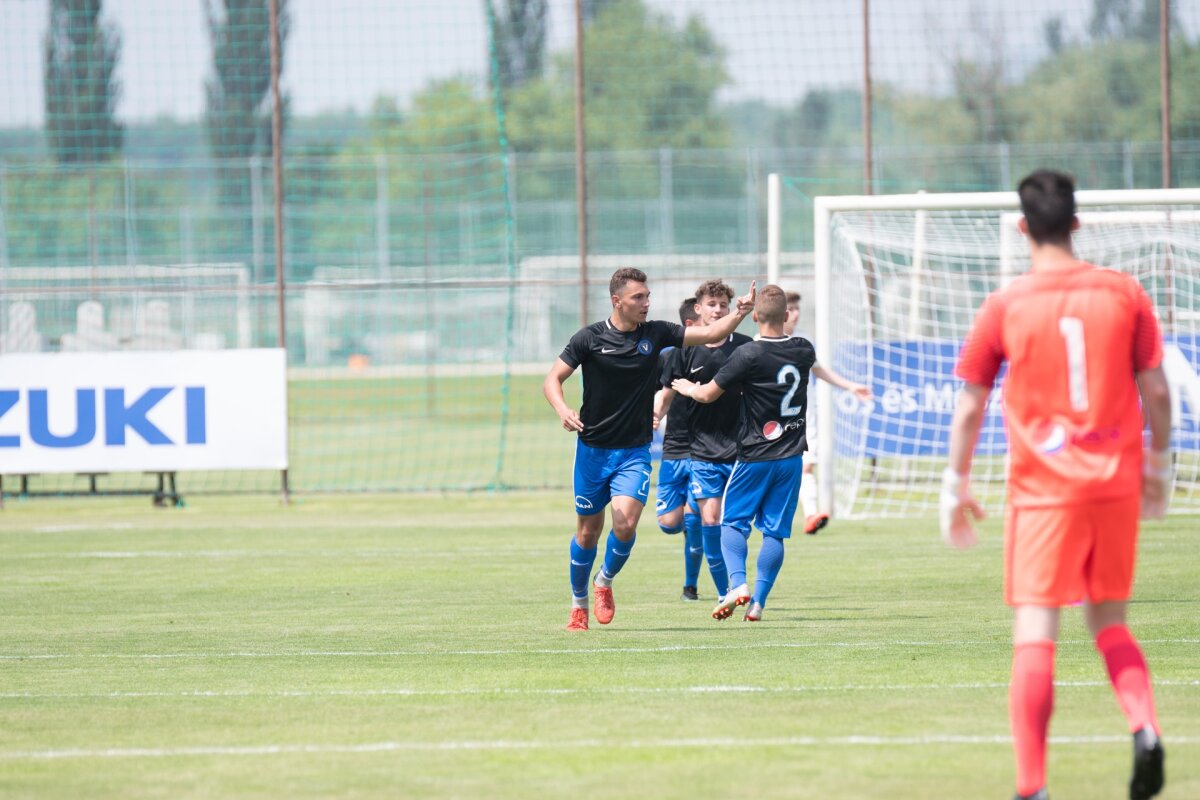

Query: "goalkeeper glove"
left=1141, top=448, right=1172, bottom=520
left=940, top=467, right=984, bottom=549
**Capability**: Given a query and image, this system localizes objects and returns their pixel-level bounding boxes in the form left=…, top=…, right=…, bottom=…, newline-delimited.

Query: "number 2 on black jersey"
left=776, top=364, right=803, bottom=417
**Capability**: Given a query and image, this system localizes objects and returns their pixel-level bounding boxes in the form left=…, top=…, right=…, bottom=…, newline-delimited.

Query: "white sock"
left=572, top=595, right=588, bottom=610
left=593, top=569, right=613, bottom=588
left=799, top=472, right=818, bottom=517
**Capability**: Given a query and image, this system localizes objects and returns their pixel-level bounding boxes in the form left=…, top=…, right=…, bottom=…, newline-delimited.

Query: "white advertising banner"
left=0, top=349, right=288, bottom=474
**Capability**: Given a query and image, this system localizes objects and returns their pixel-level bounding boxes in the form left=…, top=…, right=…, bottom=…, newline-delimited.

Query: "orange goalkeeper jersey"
left=956, top=261, right=1163, bottom=507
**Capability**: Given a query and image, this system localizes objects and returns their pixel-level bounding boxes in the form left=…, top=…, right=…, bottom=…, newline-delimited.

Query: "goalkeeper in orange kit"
left=942, top=169, right=1172, bottom=800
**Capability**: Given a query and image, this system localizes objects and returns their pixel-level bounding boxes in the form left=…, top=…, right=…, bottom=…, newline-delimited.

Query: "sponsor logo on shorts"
left=575, top=495, right=595, bottom=510
left=637, top=339, right=652, bottom=356
left=655, top=499, right=666, bottom=511
left=762, top=421, right=783, bottom=441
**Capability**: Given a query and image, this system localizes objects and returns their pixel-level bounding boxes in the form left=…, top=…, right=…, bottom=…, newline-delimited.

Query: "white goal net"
left=808, top=188, right=1200, bottom=519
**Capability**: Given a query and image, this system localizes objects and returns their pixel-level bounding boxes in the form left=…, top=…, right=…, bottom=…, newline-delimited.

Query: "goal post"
left=790, top=182, right=1200, bottom=519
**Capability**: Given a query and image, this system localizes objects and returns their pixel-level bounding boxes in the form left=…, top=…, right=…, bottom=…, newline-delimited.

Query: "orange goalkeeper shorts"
left=1004, top=495, right=1141, bottom=607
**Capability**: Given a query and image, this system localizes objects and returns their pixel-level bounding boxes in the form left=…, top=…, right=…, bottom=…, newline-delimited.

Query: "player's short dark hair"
left=610, top=267, right=648, bottom=297
left=785, top=291, right=801, bottom=305
left=694, top=279, right=734, bottom=303
left=678, top=297, right=699, bottom=325
left=1018, top=169, right=1076, bottom=246
left=756, top=284, right=787, bottom=326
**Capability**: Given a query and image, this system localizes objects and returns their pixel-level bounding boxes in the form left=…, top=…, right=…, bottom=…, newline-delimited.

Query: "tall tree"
left=581, top=0, right=616, bottom=24
left=43, top=0, right=123, bottom=164
left=1089, top=0, right=1160, bottom=42
left=487, top=0, right=548, bottom=91
left=204, top=0, right=290, bottom=260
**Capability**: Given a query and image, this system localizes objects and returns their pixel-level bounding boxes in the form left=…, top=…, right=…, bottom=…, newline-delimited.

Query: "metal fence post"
left=659, top=146, right=674, bottom=252
left=375, top=152, right=389, bottom=278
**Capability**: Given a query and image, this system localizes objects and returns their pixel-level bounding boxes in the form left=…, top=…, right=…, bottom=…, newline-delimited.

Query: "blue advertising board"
left=833, top=337, right=1200, bottom=458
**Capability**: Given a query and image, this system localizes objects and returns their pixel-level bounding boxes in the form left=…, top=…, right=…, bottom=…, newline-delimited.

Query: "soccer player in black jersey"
left=544, top=268, right=755, bottom=631
left=652, top=298, right=703, bottom=601
left=673, top=285, right=870, bottom=622
left=660, top=279, right=752, bottom=602
left=784, top=290, right=828, bottom=535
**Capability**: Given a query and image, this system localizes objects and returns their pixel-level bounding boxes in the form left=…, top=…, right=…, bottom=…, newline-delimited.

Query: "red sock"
left=1010, top=640, right=1055, bottom=796
left=1096, top=624, right=1160, bottom=735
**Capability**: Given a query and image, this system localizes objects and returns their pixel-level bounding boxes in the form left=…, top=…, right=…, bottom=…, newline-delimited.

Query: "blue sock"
left=683, top=513, right=703, bottom=587
left=753, top=535, right=786, bottom=607
left=721, top=525, right=749, bottom=589
left=569, top=538, right=597, bottom=602
left=701, top=524, right=729, bottom=597
left=599, top=530, right=636, bottom=581
left=659, top=519, right=684, bottom=534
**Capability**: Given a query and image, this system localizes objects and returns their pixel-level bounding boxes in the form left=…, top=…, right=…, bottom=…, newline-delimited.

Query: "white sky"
left=1, top=0, right=1196, bottom=127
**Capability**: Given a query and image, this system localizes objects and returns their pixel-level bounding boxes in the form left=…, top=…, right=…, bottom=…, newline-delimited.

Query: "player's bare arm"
left=811, top=364, right=872, bottom=402
left=671, top=377, right=725, bottom=404
left=653, top=387, right=675, bottom=430
left=543, top=357, right=584, bottom=432
left=1137, top=365, right=1173, bottom=518
left=940, top=382, right=989, bottom=548
left=683, top=281, right=756, bottom=346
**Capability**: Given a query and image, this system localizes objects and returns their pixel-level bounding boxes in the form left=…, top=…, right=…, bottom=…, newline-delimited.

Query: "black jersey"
left=676, top=332, right=753, bottom=464
left=713, top=335, right=817, bottom=462
left=658, top=347, right=691, bottom=460
left=560, top=318, right=685, bottom=449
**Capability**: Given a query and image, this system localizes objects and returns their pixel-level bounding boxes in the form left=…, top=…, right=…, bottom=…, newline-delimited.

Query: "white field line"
left=4, top=548, right=560, bottom=560
left=1, top=638, right=1197, bottom=660
left=14, top=518, right=525, bottom=535
left=2, top=679, right=1198, bottom=700
left=2, top=734, right=1198, bottom=761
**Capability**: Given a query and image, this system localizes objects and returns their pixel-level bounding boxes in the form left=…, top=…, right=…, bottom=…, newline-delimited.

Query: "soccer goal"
left=773, top=180, right=1200, bottom=519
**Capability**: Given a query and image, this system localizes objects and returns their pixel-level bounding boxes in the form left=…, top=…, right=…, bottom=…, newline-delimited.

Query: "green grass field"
left=0, top=493, right=1196, bottom=799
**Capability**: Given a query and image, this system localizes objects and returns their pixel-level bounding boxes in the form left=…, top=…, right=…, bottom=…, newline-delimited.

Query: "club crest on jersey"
left=636, top=338, right=652, bottom=356
left=762, top=421, right=783, bottom=441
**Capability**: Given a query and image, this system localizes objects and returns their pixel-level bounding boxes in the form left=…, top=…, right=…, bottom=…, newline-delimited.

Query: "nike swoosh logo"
left=601, top=348, right=617, bottom=354
left=570, top=560, right=590, bottom=566
left=690, top=366, right=704, bottom=373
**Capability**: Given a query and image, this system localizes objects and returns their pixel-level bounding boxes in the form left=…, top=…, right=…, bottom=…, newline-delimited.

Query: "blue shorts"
left=690, top=460, right=734, bottom=500
left=573, top=440, right=652, bottom=515
left=720, top=455, right=804, bottom=539
left=655, top=457, right=691, bottom=515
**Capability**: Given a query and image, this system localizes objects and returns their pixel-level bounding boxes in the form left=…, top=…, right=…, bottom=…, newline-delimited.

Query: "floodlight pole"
left=766, top=173, right=780, bottom=286
left=1161, top=0, right=1172, bottom=188
left=268, top=0, right=290, bottom=504
left=862, top=0, right=873, bottom=195
left=574, top=0, right=590, bottom=327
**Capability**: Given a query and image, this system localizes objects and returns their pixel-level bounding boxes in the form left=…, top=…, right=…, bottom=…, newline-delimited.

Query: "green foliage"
left=204, top=0, right=289, bottom=163
left=487, top=0, right=548, bottom=90
left=203, top=0, right=291, bottom=274
left=43, top=0, right=123, bottom=164
left=1089, top=0, right=1161, bottom=42
left=504, top=0, right=730, bottom=155
left=3, top=164, right=183, bottom=266
left=581, top=0, right=618, bottom=24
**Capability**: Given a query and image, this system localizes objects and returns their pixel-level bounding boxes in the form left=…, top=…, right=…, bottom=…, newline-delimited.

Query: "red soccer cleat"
left=804, top=513, right=830, bottom=535
left=743, top=602, right=764, bottom=622
left=593, top=582, right=615, bottom=624
left=566, top=607, right=589, bottom=631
